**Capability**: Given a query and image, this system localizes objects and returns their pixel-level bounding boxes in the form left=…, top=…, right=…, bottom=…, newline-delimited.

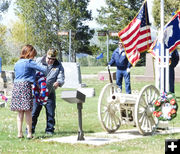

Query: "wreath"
left=32, top=72, right=48, bottom=106
left=153, top=92, right=178, bottom=121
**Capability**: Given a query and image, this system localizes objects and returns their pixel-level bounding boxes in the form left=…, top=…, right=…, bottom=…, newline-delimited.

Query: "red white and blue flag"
left=118, top=1, right=152, bottom=66
left=149, top=10, right=180, bottom=57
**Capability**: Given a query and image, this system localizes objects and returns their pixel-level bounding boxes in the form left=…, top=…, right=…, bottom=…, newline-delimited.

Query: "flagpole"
left=166, top=49, right=169, bottom=92
left=160, top=0, right=164, bottom=93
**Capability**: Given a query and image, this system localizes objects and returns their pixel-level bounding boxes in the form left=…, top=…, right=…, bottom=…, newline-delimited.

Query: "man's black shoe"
left=32, top=129, right=35, bottom=134
left=45, top=131, right=54, bottom=135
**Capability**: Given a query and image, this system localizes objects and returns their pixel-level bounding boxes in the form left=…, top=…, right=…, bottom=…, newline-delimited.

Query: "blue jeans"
left=116, top=69, right=131, bottom=94
left=32, top=91, right=56, bottom=133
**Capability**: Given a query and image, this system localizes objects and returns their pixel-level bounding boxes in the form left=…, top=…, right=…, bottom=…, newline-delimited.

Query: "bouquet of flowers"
left=0, top=93, right=8, bottom=102
left=153, top=92, right=178, bottom=121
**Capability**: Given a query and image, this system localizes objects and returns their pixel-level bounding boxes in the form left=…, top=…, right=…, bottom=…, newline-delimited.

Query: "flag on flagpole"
left=96, top=52, right=104, bottom=60
left=118, top=0, right=152, bottom=66
left=149, top=10, right=180, bottom=57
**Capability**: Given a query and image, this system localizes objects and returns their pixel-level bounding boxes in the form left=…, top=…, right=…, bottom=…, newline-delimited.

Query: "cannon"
left=98, top=81, right=160, bottom=135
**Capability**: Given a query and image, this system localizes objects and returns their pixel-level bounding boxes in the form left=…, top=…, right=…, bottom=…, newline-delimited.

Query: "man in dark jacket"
left=108, top=41, right=132, bottom=94
left=169, top=49, right=179, bottom=93
left=32, top=48, right=65, bottom=135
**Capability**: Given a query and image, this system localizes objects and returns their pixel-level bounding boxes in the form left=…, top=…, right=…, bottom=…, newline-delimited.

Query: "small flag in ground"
left=96, top=52, right=104, bottom=60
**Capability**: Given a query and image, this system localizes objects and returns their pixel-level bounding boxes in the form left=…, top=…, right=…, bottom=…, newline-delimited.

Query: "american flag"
left=118, top=1, right=152, bottom=66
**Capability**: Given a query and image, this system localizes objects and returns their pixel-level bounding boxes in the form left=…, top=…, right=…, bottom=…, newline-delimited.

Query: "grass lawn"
left=0, top=66, right=180, bottom=153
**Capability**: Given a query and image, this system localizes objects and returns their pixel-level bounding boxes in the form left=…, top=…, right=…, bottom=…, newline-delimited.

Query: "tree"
left=14, top=0, right=94, bottom=61
left=0, top=24, right=10, bottom=64
left=96, top=0, right=145, bottom=65
left=152, top=0, right=180, bottom=27
left=0, top=0, right=11, bottom=65
left=96, top=0, right=144, bottom=31
left=0, top=0, right=11, bottom=13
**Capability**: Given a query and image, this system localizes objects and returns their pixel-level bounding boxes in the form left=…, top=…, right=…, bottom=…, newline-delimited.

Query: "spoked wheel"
left=98, top=83, right=121, bottom=133
left=135, top=85, right=160, bottom=135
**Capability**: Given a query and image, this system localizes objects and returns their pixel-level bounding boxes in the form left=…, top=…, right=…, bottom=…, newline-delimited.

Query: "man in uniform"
left=108, top=41, right=132, bottom=94
left=169, top=49, right=179, bottom=93
left=32, top=48, right=65, bottom=135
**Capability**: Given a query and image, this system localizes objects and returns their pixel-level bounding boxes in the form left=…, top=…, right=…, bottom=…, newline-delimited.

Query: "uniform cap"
left=47, top=48, right=58, bottom=58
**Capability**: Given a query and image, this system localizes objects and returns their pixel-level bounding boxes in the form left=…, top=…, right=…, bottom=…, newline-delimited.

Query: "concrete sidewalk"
left=43, top=127, right=180, bottom=146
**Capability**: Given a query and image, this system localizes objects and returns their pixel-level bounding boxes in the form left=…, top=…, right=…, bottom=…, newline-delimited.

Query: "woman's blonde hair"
left=20, top=44, right=37, bottom=59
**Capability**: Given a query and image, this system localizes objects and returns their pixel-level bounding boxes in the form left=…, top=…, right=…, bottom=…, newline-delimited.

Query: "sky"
left=2, top=0, right=153, bottom=28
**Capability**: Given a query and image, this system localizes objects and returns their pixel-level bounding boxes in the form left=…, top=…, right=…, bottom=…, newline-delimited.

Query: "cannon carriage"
left=98, top=82, right=160, bottom=135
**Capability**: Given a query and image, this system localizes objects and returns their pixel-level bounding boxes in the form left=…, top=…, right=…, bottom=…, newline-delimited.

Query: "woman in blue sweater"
left=11, top=45, right=46, bottom=139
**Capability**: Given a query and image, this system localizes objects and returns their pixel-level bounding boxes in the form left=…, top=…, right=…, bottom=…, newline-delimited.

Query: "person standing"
left=32, top=48, right=65, bottom=135
left=169, top=49, right=179, bottom=93
left=108, top=41, right=132, bottom=94
left=11, top=45, right=47, bottom=139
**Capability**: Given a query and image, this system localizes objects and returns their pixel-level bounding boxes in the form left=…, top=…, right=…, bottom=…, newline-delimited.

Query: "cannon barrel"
left=111, top=93, right=138, bottom=104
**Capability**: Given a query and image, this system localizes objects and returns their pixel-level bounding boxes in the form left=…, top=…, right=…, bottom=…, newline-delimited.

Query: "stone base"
left=77, top=88, right=95, bottom=97
left=0, top=102, right=5, bottom=108
left=98, top=71, right=116, bottom=80
left=157, top=121, right=169, bottom=129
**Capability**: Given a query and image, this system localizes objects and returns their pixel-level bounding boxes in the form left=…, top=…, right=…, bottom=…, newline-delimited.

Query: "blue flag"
left=149, top=10, right=180, bottom=56
left=96, top=52, right=103, bottom=60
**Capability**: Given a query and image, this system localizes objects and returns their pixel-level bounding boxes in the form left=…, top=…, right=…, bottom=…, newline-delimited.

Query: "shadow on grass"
left=35, top=130, right=94, bottom=139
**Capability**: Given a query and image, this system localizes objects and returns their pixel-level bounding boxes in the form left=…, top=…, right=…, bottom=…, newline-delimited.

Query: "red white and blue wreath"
left=153, top=92, right=178, bottom=121
left=32, top=72, right=48, bottom=106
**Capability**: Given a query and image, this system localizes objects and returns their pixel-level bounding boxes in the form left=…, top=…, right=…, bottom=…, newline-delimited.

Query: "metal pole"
left=69, top=29, right=71, bottom=62
left=77, top=103, right=85, bottom=140
left=160, top=0, right=164, bottom=93
left=107, top=32, right=109, bottom=63
left=166, top=49, right=169, bottom=92
left=155, top=48, right=160, bottom=90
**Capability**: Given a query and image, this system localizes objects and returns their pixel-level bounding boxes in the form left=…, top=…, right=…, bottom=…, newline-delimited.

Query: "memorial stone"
left=98, top=71, right=116, bottom=80
left=62, top=62, right=84, bottom=88
left=0, top=71, right=14, bottom=96
left=134, top=53, right=180, bottom=82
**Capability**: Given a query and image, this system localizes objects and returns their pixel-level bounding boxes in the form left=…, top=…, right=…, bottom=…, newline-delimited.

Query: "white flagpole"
left=160, top=0, right=164, bottom=93
left=155, top=48, right=160, bottom=90
left=166, top=49, right=169, bottom=92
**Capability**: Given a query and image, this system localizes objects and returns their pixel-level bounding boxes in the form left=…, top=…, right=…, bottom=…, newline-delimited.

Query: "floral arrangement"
left=32, top=72, right=48, bottom=106
left=0, top=93, right=8, bottom=102
left=153, top=92, right=178, bottom=121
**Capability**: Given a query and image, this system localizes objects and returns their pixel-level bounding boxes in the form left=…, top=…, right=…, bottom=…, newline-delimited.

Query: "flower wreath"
left=32, top=72, right=48, bottom=106
left=153, top=92, right=178, bottom=121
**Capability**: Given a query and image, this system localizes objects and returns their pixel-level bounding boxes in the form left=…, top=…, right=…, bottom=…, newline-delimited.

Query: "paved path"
left=43, top=127, right=180, bottom=146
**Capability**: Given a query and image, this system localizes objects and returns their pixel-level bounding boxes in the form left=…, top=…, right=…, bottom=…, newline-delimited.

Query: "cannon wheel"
left=135, top=85, right=160, bottom=135
left=98, top=83, right=121, bottom=133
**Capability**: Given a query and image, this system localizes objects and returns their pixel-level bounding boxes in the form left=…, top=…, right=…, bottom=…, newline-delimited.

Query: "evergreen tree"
left=96, top=0, right=144, bottom=31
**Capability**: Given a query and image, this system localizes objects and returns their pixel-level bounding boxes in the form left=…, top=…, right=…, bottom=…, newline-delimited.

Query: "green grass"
left=1, top=66, right=180, bottom=153
left=80, top=66, right=145, bottom=75
left=2, top=65, right=145, bottom=75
